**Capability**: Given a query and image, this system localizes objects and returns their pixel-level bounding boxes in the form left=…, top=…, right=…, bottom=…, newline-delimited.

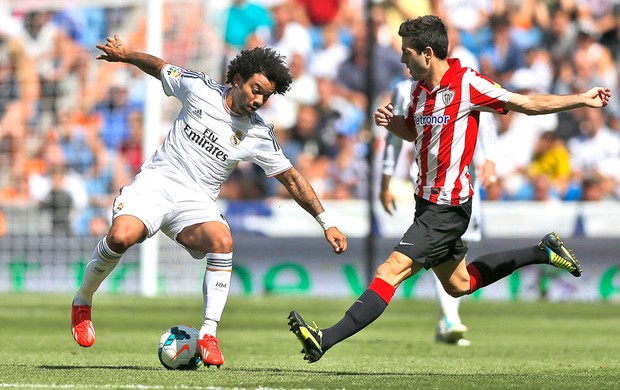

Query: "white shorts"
left=112, top=169, right=229, bottom=259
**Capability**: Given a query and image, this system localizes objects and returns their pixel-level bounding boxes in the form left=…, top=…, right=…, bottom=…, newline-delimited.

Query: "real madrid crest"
left=442, top=89, right=455, bottom=106
left=230, top=132, right=242, bottom=146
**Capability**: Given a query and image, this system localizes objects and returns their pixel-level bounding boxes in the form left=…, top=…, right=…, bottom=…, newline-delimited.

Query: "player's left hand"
left=582, top=87, right=612, bottom=108
left=380, top=188, right=397, bottom=215
left=325, top=227, right=347, bottom=254
left=96, top=34, right=128, bottom=62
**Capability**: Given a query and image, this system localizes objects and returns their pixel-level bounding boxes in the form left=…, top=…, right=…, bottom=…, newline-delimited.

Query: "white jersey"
left=140, top=64, right=293, bottom=201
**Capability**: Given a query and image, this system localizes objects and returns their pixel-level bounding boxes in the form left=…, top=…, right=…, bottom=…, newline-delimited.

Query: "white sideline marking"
left=0, top=385, right=290, bottom=390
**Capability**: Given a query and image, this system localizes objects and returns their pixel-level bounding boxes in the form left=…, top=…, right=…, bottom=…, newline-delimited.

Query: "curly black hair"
left=225, top=47, right=293, bottom=95
left=398, top=15, right=449, bottom=60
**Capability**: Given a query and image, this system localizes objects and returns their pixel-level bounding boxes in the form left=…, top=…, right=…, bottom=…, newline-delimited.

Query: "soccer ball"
left=157, top=325, right=203, bottom=370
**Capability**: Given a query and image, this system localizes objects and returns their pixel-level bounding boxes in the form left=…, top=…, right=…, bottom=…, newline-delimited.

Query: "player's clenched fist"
left=374, top=103, right=394, bottom=127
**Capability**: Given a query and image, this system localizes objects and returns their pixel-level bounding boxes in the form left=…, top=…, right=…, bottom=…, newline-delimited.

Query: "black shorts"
left=394, top=195, right=472, bottom=269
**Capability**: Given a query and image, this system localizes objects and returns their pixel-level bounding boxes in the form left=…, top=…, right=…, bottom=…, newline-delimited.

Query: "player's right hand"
left=374, top=103, right=394, bottom=127
left=96, top=34, right=127, bottom=62
left=325, top=227, right=347, bottom=254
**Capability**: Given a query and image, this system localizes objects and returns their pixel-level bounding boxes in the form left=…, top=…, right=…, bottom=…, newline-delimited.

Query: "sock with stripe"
left=74, top=236, right=122, bottom=306
left=467, top=246, right=547, bottom=293
left=321, top=277, right=395, bottom=352
left=200, top=252, right=233, bottom=338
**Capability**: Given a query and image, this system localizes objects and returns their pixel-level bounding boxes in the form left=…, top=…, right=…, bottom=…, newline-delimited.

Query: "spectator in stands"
left=542, top=5, right=580, bottom=65
left=568, top=108, right=620, bottom=199
left=333, top=17, right=403, bottom=110
left=528, top=131, right=571, bottom=199
left=494, top=71, right=558, bottom=199
left=119, top=110, right=143, bottom=174
left=433, top=0, right=493, bottom=56
left=572, top=24, right=618, bottom=113
left=266, top=0, right=313, bottom=60
left=531, top=174, right=560, bottom=202
left=95, top=80, right=142, bottom=152
left=280, top=50, right=318, bottom=108
left=581, top=174, right=605, bottom=201
left=40, top=166, right=74, bottom=235
left=315, top=76, right=364, bottom=157
left=308, top=22, right=350, bottom=80
left=28, top=132, right=89, bottom=222
left=0, top=18, right=39, bottom=204
left=224, top=0, right=273, bottom=51
left=1, top=0, right=619, bottom=213
left=295, top=0, right=344, bottom=27
left=54, top=107, right=105, bottom=176
left=29, top=10, right=89, bottom=121
left=287, top=103, right=328, bottom=160
left=479, top=13, right=526, bottom=84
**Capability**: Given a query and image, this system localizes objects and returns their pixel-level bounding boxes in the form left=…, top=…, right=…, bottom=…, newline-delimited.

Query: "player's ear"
left=423, top=47, right=432, bottom=59
left=232, top=73, right=243, bottom=87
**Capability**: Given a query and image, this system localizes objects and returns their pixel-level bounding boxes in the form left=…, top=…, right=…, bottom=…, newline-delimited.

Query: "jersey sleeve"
left=160, top=64, right=204, bottom=99
left=468, top=70, right=513, bottom=114
left=252, top=125, right=293, bottom=177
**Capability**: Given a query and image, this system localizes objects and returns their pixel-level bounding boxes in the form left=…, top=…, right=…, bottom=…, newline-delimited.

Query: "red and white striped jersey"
left=404, top=58, right=512, bottom=205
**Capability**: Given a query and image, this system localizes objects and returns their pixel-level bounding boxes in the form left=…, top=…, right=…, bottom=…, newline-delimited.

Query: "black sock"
left=468, top=246, right=547, bottom=288
left=321, top=289, right=388, bottom=352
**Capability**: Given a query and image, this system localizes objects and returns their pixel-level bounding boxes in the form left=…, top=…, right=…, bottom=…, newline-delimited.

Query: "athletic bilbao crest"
left=442, top=89, right=455, bottom=106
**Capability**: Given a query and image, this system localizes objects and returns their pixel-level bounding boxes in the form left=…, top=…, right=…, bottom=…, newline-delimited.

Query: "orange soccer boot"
left=197, top=334, right=224, bottom=368
left=71, top=301, right=95, bottom=347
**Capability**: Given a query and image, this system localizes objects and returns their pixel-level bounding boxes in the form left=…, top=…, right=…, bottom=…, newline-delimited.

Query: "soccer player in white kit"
left=380, top=78, right=498, bottom=346
left=289, top=15, right=609, bottom=363
left=71, top=35, right=347, bottom=367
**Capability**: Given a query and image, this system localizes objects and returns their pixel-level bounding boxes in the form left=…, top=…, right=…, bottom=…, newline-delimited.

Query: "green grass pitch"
left=0, top=294, right=618, bottom=389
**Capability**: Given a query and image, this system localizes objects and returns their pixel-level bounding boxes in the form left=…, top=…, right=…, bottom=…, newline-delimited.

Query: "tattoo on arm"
left=278, top=168, right=324, bottom=217
left=126, top=51, right=166, bottom=80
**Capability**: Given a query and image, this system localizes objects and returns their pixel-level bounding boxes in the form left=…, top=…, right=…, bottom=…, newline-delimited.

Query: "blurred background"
left=0, top=0, right=618, bottom=301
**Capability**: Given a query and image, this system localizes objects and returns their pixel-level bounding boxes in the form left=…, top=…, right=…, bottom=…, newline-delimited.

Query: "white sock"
left=73, top=236, right=122, bottom=306
left=200, top=252, right=233, bottom=338
left=433, top=273, right=462, bottom=325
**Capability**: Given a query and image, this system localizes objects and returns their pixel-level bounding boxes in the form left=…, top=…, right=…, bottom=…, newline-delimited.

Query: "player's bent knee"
left=444, top=283, right=470, bottom=298
left=106, top=230, right=139, bottom=252
left=207, top=233, right=233, bottom=253
left=374, top=256, right=413, bottom=287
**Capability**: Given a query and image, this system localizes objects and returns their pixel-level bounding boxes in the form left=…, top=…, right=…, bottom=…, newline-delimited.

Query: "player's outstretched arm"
left=275, top=167, right=347, bottom=254
left=505, top=87, right=612, bottom=115
left=95, top=34, right=166, bottom=80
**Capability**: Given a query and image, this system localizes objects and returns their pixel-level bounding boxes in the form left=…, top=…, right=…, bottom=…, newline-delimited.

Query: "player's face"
left=400, top=37, right=429, bottom=82
left=229, top=73, right=276, bottom=116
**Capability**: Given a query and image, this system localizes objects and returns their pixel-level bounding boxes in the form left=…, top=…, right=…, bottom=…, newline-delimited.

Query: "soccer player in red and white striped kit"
left=288, top=14, right=611, bottom=363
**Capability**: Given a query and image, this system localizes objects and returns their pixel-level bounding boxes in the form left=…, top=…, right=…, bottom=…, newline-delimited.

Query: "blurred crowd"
left=0, top=0, right=619, bottom=236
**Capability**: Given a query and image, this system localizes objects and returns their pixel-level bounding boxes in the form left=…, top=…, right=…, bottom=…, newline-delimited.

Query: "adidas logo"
left=193, top=109, right=202, bottom=118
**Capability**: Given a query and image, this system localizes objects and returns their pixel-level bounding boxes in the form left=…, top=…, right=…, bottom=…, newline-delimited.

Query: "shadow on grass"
left=37, top=365, right=160, bottom=371
left=222, top=367, right=527, bottom=378
left=33, top=365, right=523, bottom=378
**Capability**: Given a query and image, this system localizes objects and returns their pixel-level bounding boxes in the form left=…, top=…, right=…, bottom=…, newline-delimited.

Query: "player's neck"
left=425, top=60, right=450, bottom=90
left=223, top=88, right=243, bottom=117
